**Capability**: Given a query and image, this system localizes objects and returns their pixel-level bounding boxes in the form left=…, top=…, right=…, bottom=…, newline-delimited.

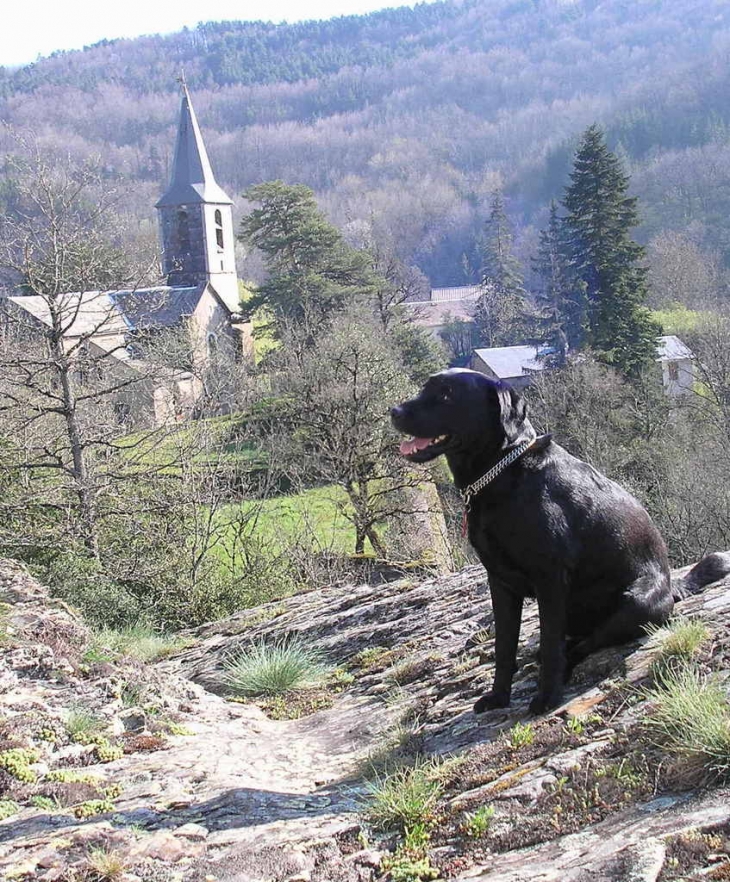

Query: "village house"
left=3, top=85, right=252, bottom=426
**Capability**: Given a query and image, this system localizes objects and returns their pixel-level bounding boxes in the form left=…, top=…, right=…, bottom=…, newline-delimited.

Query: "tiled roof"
left=430, top=285, right=481, bottom=302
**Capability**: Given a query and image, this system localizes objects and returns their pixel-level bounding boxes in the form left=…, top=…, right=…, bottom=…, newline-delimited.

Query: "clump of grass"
left=91, top=625, right=193, bottom=663
left=508, top=721, right=535, bottom=749
left=644, top=664, right=730, bottom=781
left=85, top=845, right=128, bottom=880
left=66, top=707, right=104, bottom=740
left=222, top=637, right=329, bottom=698
left=364, top=759, right=443, bottom=833
left=646, top=618, right=710, bottom=674
left=461, top=805, right=495, bottom=838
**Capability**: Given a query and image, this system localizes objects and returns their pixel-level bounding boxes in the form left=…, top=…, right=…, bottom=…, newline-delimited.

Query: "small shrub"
left=222, top=638, right=329, bottom=697
left=352, top=645, right=391, bottom=669
left=646, top=618, right=710, bottom=674
left=45, top=769, right=99, bottom=784
left=119, top=680, right=146, bottom=708
left=364, top=760, right=443, bottom=833
left=565, top=716, right=585, bottom=736
left=85, top=845, right=128, bottom=880
left=462, top=805, right=495, bottom=838
left=644, top=664, right=730, bottom=781
left=94, top=742, right=124, bottom=763
left=380, top=824, right=438, bottom=882
left=508, top=722, right=535, bottom=749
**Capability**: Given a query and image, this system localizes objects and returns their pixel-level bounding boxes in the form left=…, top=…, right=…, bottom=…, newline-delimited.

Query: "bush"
left=222, top=638, right=329, bottom=697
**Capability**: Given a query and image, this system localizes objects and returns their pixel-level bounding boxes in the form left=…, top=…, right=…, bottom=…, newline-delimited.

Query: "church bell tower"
left=156, top=84, right=240, bottom=313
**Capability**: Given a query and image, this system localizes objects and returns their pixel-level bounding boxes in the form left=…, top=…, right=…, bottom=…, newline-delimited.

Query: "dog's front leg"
left=530, top=594, right=568, bottom=715
left=474, top=579, right=523, bottom=713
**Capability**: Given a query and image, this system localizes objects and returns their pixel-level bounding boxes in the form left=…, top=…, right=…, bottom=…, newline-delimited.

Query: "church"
left=5, top=85, right=252, bottom=426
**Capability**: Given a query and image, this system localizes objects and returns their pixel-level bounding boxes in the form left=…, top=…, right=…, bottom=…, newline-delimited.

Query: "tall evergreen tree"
left=474, top=191, right=529, bottom=347
left=562, top=125, right=660, bottom=377
left=532, top=200, right=584, bottom=363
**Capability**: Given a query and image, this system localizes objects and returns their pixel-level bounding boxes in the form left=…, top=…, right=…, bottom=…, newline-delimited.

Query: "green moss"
left=0, top=748, right=40, bottom=782
left=73, top=798, right=115, bottom=819
left=94, top=743, right=124, bottom=763
left=0, top=799, right=19, bottom=820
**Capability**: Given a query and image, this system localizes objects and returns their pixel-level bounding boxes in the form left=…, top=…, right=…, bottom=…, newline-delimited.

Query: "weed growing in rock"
left=644, top=664, right=730, bottom=782
left=646, top=617, right=710, bottom=675
left=565, top=716, right=585, bottom=736
left=461, top=805, right=495, bottom=838
left=364, top=759, right=443, bottom=833
left=222, top=637, right=329, bottom=697
left=508, top=722, right=535, bottom=749
left=85, top=845, right=128, bottom=880
left=119, top=680, right=146, bottom=707
left=45, top=769, right=100, bottom=784
left=380, top=823, right=439, bottom=882
left=73, top=798, right=115, bottom=819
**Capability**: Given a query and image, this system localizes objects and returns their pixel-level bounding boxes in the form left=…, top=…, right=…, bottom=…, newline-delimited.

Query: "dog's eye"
left=440, top=389, right=451, bottom=402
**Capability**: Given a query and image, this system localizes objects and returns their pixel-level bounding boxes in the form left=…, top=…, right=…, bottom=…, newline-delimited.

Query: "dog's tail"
left=672, top=551, right=730, bottom=601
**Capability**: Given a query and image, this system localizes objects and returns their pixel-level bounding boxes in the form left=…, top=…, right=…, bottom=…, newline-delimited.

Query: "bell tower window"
left=214, top=209, right=224, bottom=249
left=178, top=210, right=190, bottom=253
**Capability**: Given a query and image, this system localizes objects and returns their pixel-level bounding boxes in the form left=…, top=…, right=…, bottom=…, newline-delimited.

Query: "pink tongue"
left=399, top=437, right=433, bottom=456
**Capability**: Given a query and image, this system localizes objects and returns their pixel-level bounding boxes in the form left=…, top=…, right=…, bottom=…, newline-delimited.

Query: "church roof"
left=155, top=86, right=233, bottom=208
left=8, top=286, right=207, bottom=341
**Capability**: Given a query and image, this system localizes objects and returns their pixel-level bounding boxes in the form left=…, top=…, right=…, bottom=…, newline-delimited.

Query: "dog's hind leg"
left=566, top=571, right=673, bottom=671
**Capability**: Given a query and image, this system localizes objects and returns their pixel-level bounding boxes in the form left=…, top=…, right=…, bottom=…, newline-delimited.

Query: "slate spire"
left=156, top=84, right=232, bottom=207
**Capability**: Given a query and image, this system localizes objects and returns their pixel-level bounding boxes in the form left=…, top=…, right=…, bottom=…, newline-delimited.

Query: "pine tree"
left=474, top=191, right=529, bottom=347
left=532, top=200, right=585, bottom=363
left=562, top=125, right=660, bottom=377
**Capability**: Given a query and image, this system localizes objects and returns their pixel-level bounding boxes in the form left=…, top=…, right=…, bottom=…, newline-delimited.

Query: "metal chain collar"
left=460, top=436, right=536, bottom=509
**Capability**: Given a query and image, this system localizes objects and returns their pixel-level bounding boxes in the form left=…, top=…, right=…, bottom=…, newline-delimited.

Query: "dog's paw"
left=528, top=692, right=562, bottom=716
left=474, top=691, right=510, bottom=714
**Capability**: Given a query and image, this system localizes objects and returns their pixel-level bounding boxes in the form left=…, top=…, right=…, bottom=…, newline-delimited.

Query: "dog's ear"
left=494, top=383, right=529, bottom=444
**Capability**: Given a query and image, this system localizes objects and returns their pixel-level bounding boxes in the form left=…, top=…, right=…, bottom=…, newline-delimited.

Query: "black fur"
left=391, top=369, right=676, bottom=715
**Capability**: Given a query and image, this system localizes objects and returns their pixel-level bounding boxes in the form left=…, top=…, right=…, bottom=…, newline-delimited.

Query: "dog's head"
left=390, top=369, right=532, bottom=463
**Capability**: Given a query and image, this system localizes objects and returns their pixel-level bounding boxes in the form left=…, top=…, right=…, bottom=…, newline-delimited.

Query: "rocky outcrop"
left=1, top=556, right=730, bottom=881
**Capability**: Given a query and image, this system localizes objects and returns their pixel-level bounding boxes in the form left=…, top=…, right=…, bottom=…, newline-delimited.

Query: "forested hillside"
left=1, top=0, right=730, bottom=284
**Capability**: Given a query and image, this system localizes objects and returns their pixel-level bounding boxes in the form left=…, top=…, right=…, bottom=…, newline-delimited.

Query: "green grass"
left=222, top=638, right=330, bottom=697
left=651, top=304, right=714, bottom=335
left=646, top=617, right=710, bottom=672
left=644, top=664, right=730, bottom=781
left=90, top=624, right=193, bottom=663
left=364, top=760, right=444, bottom=833
left=65, top=708, right=104, bottom=740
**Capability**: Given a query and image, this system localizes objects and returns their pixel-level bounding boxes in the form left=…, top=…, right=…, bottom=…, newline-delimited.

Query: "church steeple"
left=156, top=83, right=240, bottom=313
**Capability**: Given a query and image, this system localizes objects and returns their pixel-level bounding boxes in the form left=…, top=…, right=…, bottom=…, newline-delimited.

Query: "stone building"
left=5, top=85, right=252, bottom=426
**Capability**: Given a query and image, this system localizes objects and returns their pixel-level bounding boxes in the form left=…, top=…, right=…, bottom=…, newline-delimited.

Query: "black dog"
left=391, top=368, right=676, bottom=715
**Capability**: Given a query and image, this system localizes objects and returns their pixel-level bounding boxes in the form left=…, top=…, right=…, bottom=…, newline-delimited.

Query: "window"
left=177, top=210, right=190, bottom=253
left=668, top=361, right=679, bottom=381
left=207, top=332, right=218, bottom=360
left=214, top=208, right=224, bottom=249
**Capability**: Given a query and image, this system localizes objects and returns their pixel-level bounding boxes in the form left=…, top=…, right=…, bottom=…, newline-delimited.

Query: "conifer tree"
left=532, top=200, right=583, bottom=363
left=562, top=125, right=659, bottom=377
left=474, top=191, right=529, bottom=347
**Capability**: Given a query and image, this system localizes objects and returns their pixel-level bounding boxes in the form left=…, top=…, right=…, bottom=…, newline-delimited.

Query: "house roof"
left=155, top=86, right=233, bottom=208
left=473, top=345, right=547, bottom=380
left=8, top=285, right=207, bottom=342
left=404, top=299, right=477, bottom=328
left=430, top=285, right=481, bottom=302
left=656, top=335, right=694, bottom=362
